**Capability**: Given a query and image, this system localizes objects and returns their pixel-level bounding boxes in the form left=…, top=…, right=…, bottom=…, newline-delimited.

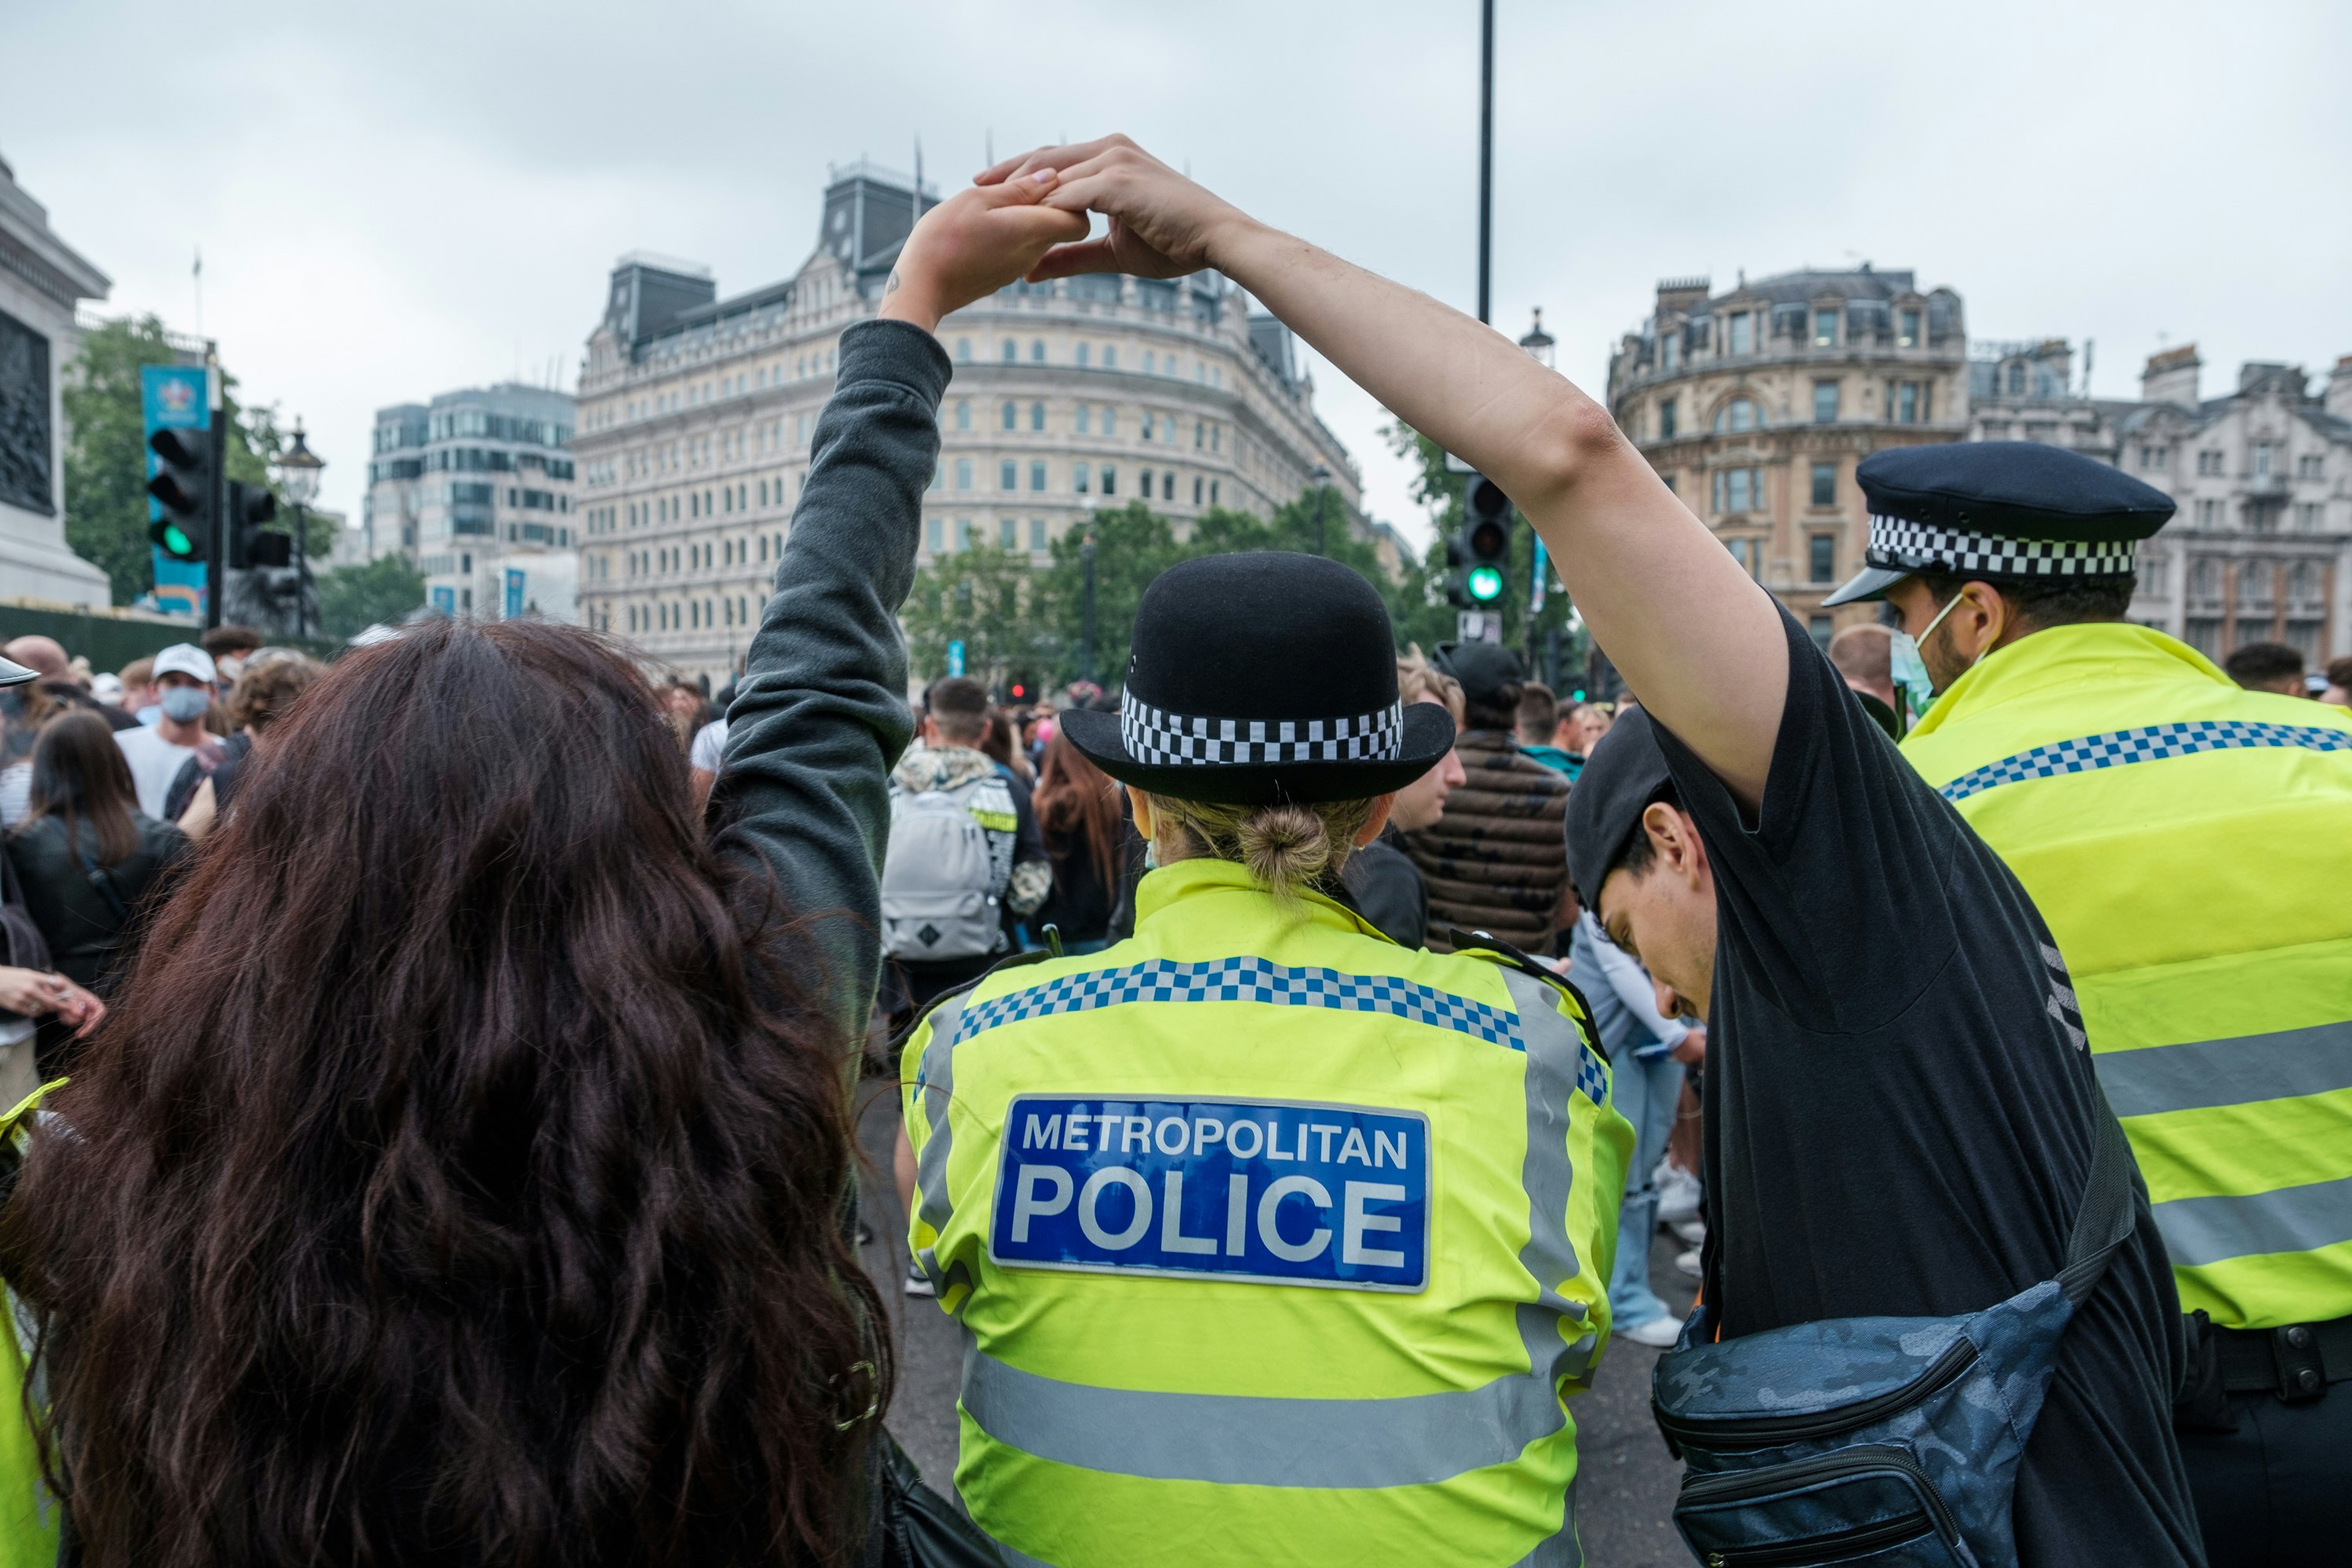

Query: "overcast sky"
left=6, top=0, right=2347, bottom=547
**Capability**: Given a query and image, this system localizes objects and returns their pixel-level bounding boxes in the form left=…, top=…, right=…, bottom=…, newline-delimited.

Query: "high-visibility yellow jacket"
left=0, top=1083, right=61, bottom=1568
left=1902, top=623, right=2352, bottom=1330
left=901, top=857, right=1631, bottom=1567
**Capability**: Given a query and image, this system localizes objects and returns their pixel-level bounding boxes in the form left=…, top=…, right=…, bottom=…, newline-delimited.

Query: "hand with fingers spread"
left=977, top=135, right=1249, bottom=283
left=876, top=169, right=1091, bottom=335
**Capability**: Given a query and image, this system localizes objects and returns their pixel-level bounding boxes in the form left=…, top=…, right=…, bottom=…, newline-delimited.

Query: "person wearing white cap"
left=112, top=644, right=219, bottom=818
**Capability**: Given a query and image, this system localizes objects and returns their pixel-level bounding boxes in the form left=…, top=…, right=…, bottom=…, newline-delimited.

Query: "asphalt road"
left=855, top=1076, right=1699, bottom=1565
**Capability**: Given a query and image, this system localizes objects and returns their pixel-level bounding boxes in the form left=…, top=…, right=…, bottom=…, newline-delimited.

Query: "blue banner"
left=141, top=364, right=210, bottom=618
left=430, top=586, right=456, bottom=615
left=503, top=567, right=525, bottom=619
left=947, top=638, right=966, bottom=677
left=989, top=1095, right=1429, bottom=1292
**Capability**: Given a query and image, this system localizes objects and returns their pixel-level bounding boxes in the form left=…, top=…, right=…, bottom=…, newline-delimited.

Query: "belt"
left=2215, top=1317, right=2352, bottom=1401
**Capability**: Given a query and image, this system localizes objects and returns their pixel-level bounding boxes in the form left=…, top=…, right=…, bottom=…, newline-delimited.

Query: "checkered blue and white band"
left=1866, top=514, right=2137, bottom=579
left=1120, top=695, right=1406, bottom=768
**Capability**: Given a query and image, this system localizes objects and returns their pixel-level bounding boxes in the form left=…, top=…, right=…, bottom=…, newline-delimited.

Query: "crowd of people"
left=0, top=135, right=2343, bottom=1568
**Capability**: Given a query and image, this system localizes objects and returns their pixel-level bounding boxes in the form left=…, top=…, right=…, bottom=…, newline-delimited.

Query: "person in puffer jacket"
left=1406, top=641, right=1570, bottom=953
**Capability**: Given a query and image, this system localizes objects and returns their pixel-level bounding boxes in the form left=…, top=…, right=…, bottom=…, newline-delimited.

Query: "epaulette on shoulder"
left=888, top=946, right=1056, bottom=1057
left=1441, top=927, right=1598, bottom=1025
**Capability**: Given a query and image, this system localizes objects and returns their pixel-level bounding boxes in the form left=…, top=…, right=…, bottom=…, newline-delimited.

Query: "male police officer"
left=901, top=554, right=1631, bottom=1566
left=1828, top=441, right=2352, bottom=1566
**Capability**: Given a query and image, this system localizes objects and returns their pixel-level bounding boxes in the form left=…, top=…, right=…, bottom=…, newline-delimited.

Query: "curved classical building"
left=1606, top=267, right=1968, bottom=641
left=572, top=162, right=1361, bottom=688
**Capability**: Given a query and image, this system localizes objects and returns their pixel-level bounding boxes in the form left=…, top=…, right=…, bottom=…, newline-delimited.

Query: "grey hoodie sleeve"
left=711, top=318, right=949, bottom=1034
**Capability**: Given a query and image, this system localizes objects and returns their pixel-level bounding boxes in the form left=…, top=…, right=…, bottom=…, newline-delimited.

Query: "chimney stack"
left=2329, top=355, right=2352, bottom=421
left=2141, top=344, right=2201, bottom=409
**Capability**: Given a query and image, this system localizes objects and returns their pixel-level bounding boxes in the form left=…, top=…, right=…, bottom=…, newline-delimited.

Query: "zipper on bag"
left=1678, top=1443, right=1963, bottom=1565
left=1657, top=1337, right=1980, bottom=1450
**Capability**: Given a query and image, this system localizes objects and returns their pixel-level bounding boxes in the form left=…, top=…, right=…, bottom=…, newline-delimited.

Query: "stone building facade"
left=570, top=162, right=1363, bottom=688
left=1969, top=343, right=2352, bottom=666
left=364, top=382, right=577, bottom=619
left=1606, top=267, right=1969, bottom=642
left=0, top=151, right=112, bottom=606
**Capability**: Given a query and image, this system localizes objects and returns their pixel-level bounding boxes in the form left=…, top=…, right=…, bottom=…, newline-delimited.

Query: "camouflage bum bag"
left=1650, top=1098, right=2136, bottom=1568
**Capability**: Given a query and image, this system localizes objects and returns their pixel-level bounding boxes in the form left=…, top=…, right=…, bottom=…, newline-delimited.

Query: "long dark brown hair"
left=17, top=709, right=141, bottom=866
left=1031, top=731, right=1122, bottom=888
left=0, top=618, right=884, bottom=1568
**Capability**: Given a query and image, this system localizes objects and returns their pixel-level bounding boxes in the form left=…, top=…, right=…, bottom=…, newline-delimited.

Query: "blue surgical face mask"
left=158, top=686, right=211, bottom=723
left=1887, top=590, right=1968, bottom=720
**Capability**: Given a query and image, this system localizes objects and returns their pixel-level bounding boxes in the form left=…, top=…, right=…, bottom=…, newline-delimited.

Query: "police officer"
left=1826, top=441, right=2352, bottom=1566
left=900, top=552, right=1632, bottom=1567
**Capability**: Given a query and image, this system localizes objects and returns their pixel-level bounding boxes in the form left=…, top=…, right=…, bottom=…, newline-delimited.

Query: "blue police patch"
left=989, top=1095, right=1430, bottom=1293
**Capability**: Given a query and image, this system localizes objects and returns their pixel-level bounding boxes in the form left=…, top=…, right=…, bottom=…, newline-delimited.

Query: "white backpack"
left=881, top=780, right=1004, bottom=961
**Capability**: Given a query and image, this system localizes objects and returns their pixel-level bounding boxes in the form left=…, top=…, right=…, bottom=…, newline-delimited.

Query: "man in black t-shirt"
left=977, top=134, right=2203, bottom=1563
left=1561, top=634, right=2203, bottom=1565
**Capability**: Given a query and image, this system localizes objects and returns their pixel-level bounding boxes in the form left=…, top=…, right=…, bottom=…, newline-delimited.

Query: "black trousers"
left=2178, top=1384, right=2351, bottom=1568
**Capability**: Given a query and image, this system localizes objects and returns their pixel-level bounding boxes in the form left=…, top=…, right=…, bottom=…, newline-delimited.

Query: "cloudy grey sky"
left=6, top=0, right=2347, bottom=546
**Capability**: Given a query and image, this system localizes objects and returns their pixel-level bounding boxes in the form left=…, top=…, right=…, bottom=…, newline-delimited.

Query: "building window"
left=2296, top=503, right=2323, bottom=532
left=1661, top=332, right=1680, bottom=371
left=1727, top=313, right=1753, bottom=355
left=2195, top=499, right=2222, bottom=527
left=1711, top=466, right=1761, bottom=514
left=1001, top=401, right=1018, bottom=431
left=1102, top=347, right=1117, bottom=370
left=2297, top=453, right=2325, bottom=479
left=1809, top=535, right=1836, bottom=583
left=1030, top=461, right=1047, bottom=492
left=1032, top=340, right=1047, bottom=363
left=959, top=519, right=978, bottom=549
left=1899, top=309, right=1921, bottom=349
left=1813, top=381, right=1840, bottom=423
left=1000, top=460, right=1018, bottom=491
left=1210, top=480, right=1220, bottom=505
left=1140, top=468, right=1153, bottom=498
left=1195, top=420, right=1205, bottom=449
left=1143, top=351, right=1156, bottom=375
left=1074, top=463, right=1091, bottom=493
left=1102, top=406, right=1118, bottom=437
left=1896, top=382, right=1920, bottom=423
left=1658, top=397, right=1677, bottom=439
left=955, top=401, right=971, bottom=431
left=1808, top=615, right=1834, bottom=649
left=1811, top=462, right=1836, bottom=507
left=954, top=458, right=973, bottom=490
left=1031, top=401, right=1047, bottom=432
left=1001, top=339, right=1018, bottom=362
left=2197, top=450, right=2223, bottom=476
left=1102, top=466, right=1117, bottom=496
left=2254, top=441, right=2274, bottom=477
left=1000, top=517, right=1018, bottom=548
left=956, top=339, right=972, bottom=363
left=1030, top=518, right=1047, bottom=551
left=1076, top=343, right=1091, bottom=368
left=1163, top=471, right=1174, bottom=500
left=1813, top=307, right=1838, bottom=347
left=1076, top=405, right=1092, bottom=434
left=1713, top=397, right=1760, bottom=434
left=1192, top=476, right=1203, bottom=504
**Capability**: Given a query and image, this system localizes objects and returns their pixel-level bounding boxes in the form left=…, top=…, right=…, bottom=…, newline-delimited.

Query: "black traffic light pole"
left=205, top=343, right=225, bottom=631
left=1478, top=0, right=1494, bottom=328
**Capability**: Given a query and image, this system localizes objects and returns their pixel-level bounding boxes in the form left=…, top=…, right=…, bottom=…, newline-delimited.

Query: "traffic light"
left=226, top=481, right=289, bottom=569
left=146, top=426, right=211, bottom=562
left=1444, top=472, right=1512, bottom=606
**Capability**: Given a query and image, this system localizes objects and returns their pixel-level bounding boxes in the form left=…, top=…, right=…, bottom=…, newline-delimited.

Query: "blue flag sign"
left=947, top=639, right=967, bottom=677
left=503, top=567, right=526, bottom=619
left=430, top=586, right=456, bottom=615
left=989, top=1095, right=1430, bottom=1292
left=140, top=364, right=210, bottom=617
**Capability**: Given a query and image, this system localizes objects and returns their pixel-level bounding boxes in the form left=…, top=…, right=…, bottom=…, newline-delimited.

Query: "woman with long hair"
left=0, top=172, right=1087, bottom=1568
left=1027, top=730, right=1123, bottom=953
left=5, top=710, right=187, bottom=1074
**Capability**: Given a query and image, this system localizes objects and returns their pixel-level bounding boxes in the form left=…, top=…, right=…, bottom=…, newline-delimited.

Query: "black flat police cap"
left=1824, top=441, right=2176, bottom=607
left=1562, top=706, right=1673, bottom=913
left=1060, top=552, right=1456, bottom=807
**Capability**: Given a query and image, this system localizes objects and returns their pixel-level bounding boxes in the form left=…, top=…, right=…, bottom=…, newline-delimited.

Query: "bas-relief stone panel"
left=0, top=306, right=53, bottom=516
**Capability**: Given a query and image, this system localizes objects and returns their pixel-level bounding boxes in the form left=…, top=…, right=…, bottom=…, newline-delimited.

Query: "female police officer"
left=900, top=551, right=1632, bottom=1566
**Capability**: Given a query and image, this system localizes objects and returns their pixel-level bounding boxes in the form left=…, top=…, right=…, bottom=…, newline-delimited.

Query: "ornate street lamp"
left=274, top=420, right=325, bottom=637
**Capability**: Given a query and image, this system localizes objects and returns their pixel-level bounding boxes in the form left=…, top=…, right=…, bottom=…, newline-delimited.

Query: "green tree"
left=62, top=316, right=328, bottom=606
left=1381, top=422, right=1584, bottom=679
left=1035, top=502, right=1190, bottom=688
left=902, top=543, right=1054, bottom=690
left=314, top=554, right=426, bottom=641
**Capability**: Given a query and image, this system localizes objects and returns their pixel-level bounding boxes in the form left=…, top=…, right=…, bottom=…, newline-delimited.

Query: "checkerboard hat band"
left=1120, top=697, right=1407, bottom=768
left=1866, top=514, right=2137, bottom=579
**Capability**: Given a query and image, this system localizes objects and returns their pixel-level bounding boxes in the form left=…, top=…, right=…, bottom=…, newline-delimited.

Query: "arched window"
left=1713, top=397, right=1761, bottom=434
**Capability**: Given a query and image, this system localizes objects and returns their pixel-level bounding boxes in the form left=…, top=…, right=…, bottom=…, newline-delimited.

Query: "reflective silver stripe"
left=1500, top=968, right=1599, bottom=1396
left=978, top=1530, right=1056, bottom=1568
left=960, top=1337, right=1570, bottom=1488
left=2098, top=1019, right=2352, bottom=1120
left=2154, top=1171, right=2352, bottom=1268
left=1511, top=1507, right=1583, bottom=1568
left=911, top=991, right=973, bottom=1297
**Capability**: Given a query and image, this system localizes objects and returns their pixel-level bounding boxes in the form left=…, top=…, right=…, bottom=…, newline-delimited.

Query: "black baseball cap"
left=1430, top=641, right=1525, bottom=706
left=1562, top=706, right=1674, bottom=913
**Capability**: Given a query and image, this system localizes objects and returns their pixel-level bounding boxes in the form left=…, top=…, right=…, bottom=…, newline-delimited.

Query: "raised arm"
left=713, top=175, right=1084, bottom=1034
left=989, top=137, right=1787, bottom=807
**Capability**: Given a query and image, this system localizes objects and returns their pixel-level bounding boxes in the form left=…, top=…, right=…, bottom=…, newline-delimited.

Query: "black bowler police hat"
left=1823, top=441, right=2176, bottom=607
left=1059, top=553, right=1457, bottom=807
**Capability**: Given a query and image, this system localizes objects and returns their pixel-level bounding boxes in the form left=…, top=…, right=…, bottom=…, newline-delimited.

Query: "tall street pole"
left=1080, top=531, right=1098, bottom=685
left=1478, top=0, right=1494, bottom=327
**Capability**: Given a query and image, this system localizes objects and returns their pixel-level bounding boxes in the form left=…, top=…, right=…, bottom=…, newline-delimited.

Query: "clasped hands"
left=877, top=136, right=1247, bottom=336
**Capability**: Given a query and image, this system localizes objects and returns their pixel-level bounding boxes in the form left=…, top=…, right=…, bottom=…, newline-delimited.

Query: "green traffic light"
left=1466, top=564, right=1504, bottom=602
left=162, top=524, right=194, bottom=557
